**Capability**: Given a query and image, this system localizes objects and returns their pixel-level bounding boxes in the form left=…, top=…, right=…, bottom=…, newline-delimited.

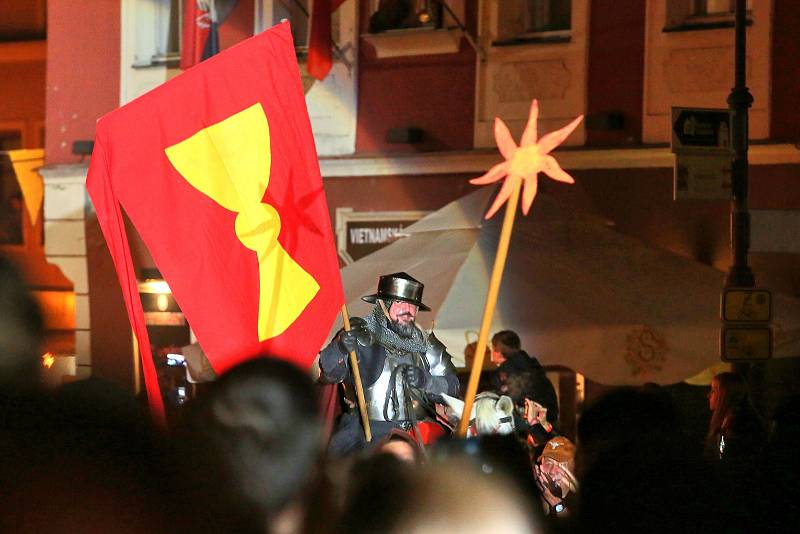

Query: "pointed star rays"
left=471, top=100, right=584, bottom=219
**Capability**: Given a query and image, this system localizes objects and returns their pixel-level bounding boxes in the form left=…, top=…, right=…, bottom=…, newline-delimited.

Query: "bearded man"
left=319, top=272, right=459, bottom=455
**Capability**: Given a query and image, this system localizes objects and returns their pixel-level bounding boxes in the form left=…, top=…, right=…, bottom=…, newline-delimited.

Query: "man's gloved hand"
left=338, top=317, right=371, bottom=354
left=403, top=365, right=427, bottom=389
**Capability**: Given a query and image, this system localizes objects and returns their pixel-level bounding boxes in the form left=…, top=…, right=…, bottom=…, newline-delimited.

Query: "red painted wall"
left=355, top=0, right=477, bottom=153
left=586, top=0, right=646, bottom=146
left=770, top=0, right=800, bottom=141
left=0, top=57, right=46, bottom=148
left=45, top=0, right=120, bottom=165
left=574, top=164, right=800, bottom=296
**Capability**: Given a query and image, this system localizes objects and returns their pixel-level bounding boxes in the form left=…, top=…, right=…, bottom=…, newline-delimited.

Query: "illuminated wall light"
left=156, top=293, right=169, bottom=312
left=42, top=352, right=55, bottom=369
left=139, top=279, right=172, bottom=294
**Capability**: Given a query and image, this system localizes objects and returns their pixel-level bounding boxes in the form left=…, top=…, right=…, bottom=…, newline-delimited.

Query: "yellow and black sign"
left=722, top=288, right=771, bottom=322
left=721, top=326, right=772, bottom=361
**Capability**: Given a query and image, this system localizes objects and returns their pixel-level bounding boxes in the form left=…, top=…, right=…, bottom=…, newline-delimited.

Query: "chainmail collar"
left=363, top=304, right=428, bottom=354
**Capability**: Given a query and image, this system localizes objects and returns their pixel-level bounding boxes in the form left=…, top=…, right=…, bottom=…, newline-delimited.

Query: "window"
left=361, top=1, right=468, bottom=59
left=692, top=0, right=740, bottom=16
left=273, top=0, right=309, bottom=54
left=367, top=0, right=443, bottom=33
left=0, top=129, right=23, bottom=151
left=133, top=0, right=181, bottom=67
left=0, top=152, right=24, bottom=246
left=665, top=0, right=752, bottom=31
left=494, top=0, right=572, bottom=45
left=0, top=0, right=46, bottom=41
left=521, top=0, right=571, bottom=34
left=156, top=0, right=182, bottom=63
left=271, top=0, right=346, bottom=57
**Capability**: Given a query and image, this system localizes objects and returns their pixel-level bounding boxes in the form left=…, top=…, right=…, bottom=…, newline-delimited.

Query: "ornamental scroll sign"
left=165, top=103, right=320, bottom=341
left=624, top=325, right=668, bottom=377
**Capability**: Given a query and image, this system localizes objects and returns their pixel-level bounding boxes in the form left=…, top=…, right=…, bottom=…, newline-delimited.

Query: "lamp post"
left=725, top=0, right=755, bottom=289
left=725, top=0, right=756, bottom=380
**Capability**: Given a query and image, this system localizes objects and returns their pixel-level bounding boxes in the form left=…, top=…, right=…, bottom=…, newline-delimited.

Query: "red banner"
left=87, top=22, right=344, bottom=423
left=307, top=0, right=348, bottom=80
left=180, top=1, right=211, bottom=69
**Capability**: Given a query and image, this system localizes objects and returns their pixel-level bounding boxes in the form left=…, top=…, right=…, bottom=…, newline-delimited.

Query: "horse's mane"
left=474, top=392, right=515, bottom=435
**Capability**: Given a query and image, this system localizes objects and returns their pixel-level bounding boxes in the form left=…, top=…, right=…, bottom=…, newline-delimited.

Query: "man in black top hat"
left=319, top=272, right=459, bottom=455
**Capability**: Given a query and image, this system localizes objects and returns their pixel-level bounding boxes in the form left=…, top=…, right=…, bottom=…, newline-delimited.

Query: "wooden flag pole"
left=456, top=178, right=522, bottom=437
left=341, top=305, right=372, bottom=442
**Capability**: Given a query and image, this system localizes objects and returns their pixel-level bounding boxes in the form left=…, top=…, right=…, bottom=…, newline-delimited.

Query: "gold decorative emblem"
left=624, top=325, right=668, bottom=377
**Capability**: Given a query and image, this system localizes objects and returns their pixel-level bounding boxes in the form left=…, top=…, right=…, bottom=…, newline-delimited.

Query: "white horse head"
left=442, top=392, right=516, bottom=436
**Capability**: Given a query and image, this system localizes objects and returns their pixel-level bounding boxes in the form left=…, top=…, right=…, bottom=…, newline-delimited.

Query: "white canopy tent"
left=329, top=186, right=800, bottom=386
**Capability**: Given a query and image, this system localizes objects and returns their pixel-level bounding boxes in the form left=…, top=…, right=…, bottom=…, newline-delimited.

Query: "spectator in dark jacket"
left=491, top=330, right=559, bottom=429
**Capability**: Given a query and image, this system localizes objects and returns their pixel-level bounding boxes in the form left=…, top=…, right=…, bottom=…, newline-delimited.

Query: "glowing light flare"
left=156, top=294, right=169, bottom=311
left=470, top=99, right=584, bottom=219
left=42, top=352, right=55, bottom=368
left=139, top=279, right=172, bottom=294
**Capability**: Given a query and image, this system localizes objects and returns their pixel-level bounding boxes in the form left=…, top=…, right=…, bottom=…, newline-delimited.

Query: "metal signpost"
left=721, top=288, right=772, bottom=362
left=671, top=107, right=733, bottom=200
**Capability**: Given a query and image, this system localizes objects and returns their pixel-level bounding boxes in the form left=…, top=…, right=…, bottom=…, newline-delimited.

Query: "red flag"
left=180, top=1, right=211, bottom=69
left=307, top=0, right=347, bottom=80
left=87, top=22, right=344, bottom=423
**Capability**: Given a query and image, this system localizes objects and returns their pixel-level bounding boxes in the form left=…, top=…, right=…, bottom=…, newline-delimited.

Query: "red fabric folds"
left=307, top=0, right=347, bottom=80
left=180, top=1, right=211, bottom=69
left=86, top=23, right=344, bottom=424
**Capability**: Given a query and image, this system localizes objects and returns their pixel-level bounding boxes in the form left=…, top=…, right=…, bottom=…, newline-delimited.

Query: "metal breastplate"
left=365, top=347, right=423, bottom=422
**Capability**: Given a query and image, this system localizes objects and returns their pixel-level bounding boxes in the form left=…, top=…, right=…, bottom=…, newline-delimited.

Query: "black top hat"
left=361, top=272, right=431, bottom=311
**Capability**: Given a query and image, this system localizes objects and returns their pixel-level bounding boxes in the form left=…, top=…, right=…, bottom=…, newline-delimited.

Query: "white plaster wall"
left=474, top=0, right=589, bottom=148
left=642, top=1, right=772, bottom=143
left=39, top=165, right=92, bottom=375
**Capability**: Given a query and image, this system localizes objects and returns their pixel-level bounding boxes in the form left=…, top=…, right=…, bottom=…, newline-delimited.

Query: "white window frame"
left=257, top=0, right=359, bottom=156
left=120, top=0, right=183, bottom=105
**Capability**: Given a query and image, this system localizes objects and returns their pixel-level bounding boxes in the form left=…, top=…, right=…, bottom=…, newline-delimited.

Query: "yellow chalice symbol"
left=165, top=103, right=319, bottom=341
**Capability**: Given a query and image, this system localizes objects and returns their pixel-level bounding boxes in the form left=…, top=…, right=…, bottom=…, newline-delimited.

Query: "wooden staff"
left=456, top=177, right=522, bottom=437
left=341, top=305, right=372, bottom=442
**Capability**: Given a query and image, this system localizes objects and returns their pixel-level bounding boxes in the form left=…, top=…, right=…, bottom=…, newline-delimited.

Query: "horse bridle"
left=467, top=415, right=514, bottom=436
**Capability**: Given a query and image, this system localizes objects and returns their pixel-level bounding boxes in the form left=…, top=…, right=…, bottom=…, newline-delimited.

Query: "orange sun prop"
left=471, top=100, right=583, bottom=219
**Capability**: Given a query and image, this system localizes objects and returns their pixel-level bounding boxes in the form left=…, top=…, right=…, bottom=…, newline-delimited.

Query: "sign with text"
left=721, top=326, right=772, bottom=361
left=722, top=288, right=771, bottom=322
left=674, top=152, right=732, bottom=200
left=335, top=208, right=430, bottom=264
left=671, top=107, right=733, bottom=152
left=672, top=107, right=734, bottom=201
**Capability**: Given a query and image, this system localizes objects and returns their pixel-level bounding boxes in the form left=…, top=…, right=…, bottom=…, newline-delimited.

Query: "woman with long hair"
left=705, top=371, right=766, bottom=462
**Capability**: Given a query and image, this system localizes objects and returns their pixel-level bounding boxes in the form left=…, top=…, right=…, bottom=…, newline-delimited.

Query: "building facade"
left=3, top=1, right=798, bottom=401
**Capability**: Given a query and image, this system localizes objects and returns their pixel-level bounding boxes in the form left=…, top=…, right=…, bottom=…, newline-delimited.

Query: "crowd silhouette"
left=1, top=254, right=798, bottom=533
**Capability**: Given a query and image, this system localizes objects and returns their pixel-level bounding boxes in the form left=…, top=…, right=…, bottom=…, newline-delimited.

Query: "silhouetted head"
left=0, top=255, right=43, bottom=391
left=181, top=357, right=323, bottom=533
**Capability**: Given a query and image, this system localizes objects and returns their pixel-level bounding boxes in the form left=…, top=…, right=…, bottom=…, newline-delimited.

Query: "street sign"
left=674, top=152, right=732, bottom=200
left=721, top=326, right=772, bottom=361
left=671, top=107, right=732, bottom=152
left=722, top=288, right=771, bottom=322
left=335, top=208, right=430, bottom=264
